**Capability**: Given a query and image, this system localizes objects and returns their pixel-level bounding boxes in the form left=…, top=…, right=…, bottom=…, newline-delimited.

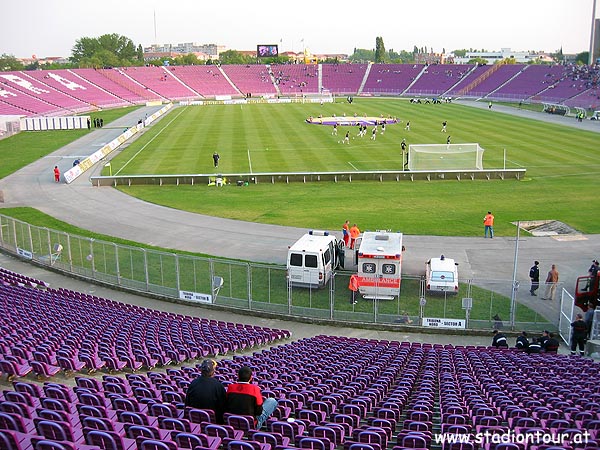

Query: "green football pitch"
left=107, top=99, right=599, bottom=236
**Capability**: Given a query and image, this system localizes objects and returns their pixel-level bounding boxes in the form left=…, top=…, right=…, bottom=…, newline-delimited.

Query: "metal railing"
left=0, top=213, right=557, bottom=331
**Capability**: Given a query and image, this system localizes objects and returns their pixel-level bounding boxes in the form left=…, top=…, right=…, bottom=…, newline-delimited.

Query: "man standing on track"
left=542, top=264, right=559, bottom=301
left=342, top=220, right=350, bottom=247
left=349, top=223, right=361, bottom=250
left=483, top=211, right=494, bottom=238
left=529, top=260, right=540, bottom=296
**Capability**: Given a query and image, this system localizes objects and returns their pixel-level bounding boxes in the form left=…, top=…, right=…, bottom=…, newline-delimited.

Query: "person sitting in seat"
left=515, top=332, right=529, bottom=351
left=225, top=366, right=278, bottom=429
left=543, top=332, right=560, bottom=353
left=492, top=330, right=508, bottom=348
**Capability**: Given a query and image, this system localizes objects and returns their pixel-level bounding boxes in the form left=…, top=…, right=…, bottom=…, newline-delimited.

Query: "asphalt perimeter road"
left=0, top=101, right=598, bottom=320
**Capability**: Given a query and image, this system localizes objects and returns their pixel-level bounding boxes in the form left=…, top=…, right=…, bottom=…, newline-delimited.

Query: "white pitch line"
left=506, top=159, right=525, bottom=167
left=348, top=162, right=358, bottom=170
left=247, top=148, right=253, bottom=173
left=115, top=108, right=187, bottom=176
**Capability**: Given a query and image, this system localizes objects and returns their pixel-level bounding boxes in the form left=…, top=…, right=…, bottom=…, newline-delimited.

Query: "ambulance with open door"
left=356, top=231, right=403, bottom=299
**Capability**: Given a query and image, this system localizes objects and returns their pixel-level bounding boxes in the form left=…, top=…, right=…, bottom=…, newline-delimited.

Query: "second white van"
left=426, top=256, right=459, bottom=294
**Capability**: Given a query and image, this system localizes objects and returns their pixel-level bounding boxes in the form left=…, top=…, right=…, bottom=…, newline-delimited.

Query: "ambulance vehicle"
left=356, top=231, right=403, bottom=299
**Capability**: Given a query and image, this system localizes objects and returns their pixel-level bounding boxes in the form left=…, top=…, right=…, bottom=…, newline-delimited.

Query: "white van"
left=287, top=231, right=341, bottom=288
left=426, top=256, right=459, bottom=294
left=357, top=231, right=403, bottom=300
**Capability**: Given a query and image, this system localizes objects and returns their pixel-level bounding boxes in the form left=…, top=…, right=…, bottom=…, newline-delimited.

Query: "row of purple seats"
left=0, top=274, right=290, bottom=381
left=0, top=267, right=49, bottom=289
left=2, top=333, right=600, bottom=449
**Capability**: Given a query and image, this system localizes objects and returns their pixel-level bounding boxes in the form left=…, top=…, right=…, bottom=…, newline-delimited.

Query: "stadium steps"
left=440, top=64, right=478, bottom=98
left=455, top=64, right=500, bottom=97
left=67, top=69, right=133, bottom=107
left=168, top=69, right=204, bottom=98
left=356, top=62, right=373, bottom=96
left=218, top=65, right=244, bottom=96
left=101, top=68, right=164, bottom=101
left=401, top=65, right=428, bottom=96
left=318, top=63, right=323, bottom=92
left=482, top=64, right=529, bottom=100
left=267, top=64, right=282, bottom=97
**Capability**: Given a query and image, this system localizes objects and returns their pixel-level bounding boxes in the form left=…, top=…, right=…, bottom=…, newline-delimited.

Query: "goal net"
left=407, top=143, right=484, bottom=171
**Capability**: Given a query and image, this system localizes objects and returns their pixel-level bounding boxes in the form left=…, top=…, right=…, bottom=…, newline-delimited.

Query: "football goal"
left=407, top=143, right=484, bottom=171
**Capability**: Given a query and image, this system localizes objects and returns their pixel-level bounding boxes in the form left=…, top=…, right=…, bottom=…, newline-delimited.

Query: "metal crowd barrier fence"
left=0, top=214, right=557, bottom=331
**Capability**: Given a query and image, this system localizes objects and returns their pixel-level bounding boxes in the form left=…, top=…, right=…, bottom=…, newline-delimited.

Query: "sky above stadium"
left=1, top=0, right=596, bottom=58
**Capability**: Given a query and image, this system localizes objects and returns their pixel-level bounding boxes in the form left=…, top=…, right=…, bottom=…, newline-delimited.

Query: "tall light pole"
left=590, top=0, right=597, bottom=65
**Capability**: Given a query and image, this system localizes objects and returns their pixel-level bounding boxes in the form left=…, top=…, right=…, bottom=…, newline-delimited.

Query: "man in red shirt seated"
left=226, top=366, right=278, bottom=429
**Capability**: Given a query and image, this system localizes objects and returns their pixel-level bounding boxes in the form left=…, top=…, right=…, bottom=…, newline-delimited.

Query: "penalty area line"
left=348, top=162, right=358, bottom=170
left=115, top=107, right=187, bottom=176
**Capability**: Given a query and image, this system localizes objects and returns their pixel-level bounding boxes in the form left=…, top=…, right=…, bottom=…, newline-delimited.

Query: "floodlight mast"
left=591, top=0, right=597, bottom=65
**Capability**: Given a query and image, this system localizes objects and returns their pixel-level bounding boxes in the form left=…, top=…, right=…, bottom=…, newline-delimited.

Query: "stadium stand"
left=444, top=64, right=496, bottom=98
left=461, top=64, right=524, bottom=99
left=3, top=64, right=600, bottom=116
left=362, top=64, right=424, bottom=96
left=405, top=64, right=474, bottom=97
left=0, top=72, right=90, bottom=114
left=23, top=69, right=130, bottom=109
left=565, top=87, right=600, bottom=110
left=493, top=65, right=566, bottom=102
left=119, top=66, right=199, bottom=101
left=96, top=68, right=160, bottom=102
left=270, top=64, right=319, bottom=95
left=221, top=65, right=278, bottom=97
left=171, top=65, right=239, bottom=98
left=0, top=269, right=290, bottom=379
left=0, top=328, right=599, bottom=450
left=74, top=68, right=149, bottom=104
left=0, top=81, right=69, bottom=116
left=321, top=64, right=368, bottom=95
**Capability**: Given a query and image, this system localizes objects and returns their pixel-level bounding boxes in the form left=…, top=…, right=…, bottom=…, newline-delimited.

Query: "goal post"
left=407, top=143, right=484, bottom=171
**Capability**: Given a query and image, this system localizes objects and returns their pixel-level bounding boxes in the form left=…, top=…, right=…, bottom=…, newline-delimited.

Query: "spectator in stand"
left=527, top=338, right=542, bottom=354
left=185, top=359, right=226, bottom=423
left=537, top=330, right=550, bottom=347
left=543, top=332, right=560, bottom=353
left=225, top=366, right=278, bottom=430
left=349, top=223, right=361, bottom=250
left=570, top=313, right=588, bottom=356
left=492, top=330, right=508, bottom=348
left=515, top=331, right=529, bottom=351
